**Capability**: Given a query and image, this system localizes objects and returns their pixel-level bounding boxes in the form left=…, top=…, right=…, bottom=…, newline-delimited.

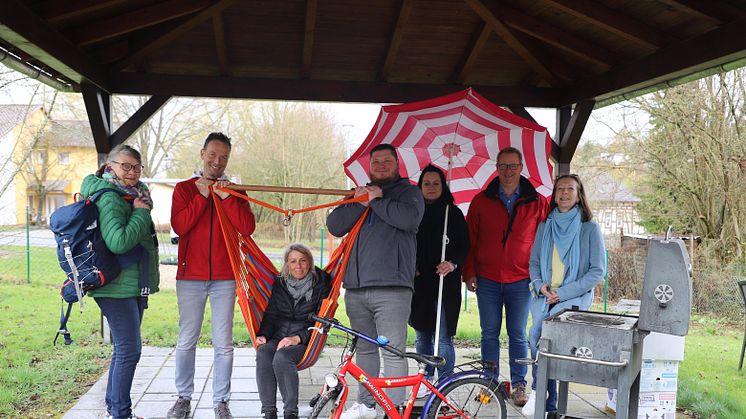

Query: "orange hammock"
left=212, top=188, right=368, bottom=370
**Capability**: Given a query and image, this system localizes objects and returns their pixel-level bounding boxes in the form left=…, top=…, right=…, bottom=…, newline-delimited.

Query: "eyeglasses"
left=497, top=163, right=522, bottom=171
left=112, top=161, right=144, bottom=173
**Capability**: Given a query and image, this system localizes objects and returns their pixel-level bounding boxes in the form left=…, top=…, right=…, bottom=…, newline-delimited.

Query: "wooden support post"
left=228, top=184, right=352, bottom=196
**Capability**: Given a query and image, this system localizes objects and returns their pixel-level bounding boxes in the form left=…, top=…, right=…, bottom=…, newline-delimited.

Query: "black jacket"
left=409, top=200, right=469, bottom=336
left=257, top=267, right=332, bottom=344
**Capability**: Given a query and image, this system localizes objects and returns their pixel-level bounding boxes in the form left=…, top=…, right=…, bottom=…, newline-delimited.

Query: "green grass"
left=0, top=244, right=744, bottom=417
left=676, top=317, right=746, bottom=418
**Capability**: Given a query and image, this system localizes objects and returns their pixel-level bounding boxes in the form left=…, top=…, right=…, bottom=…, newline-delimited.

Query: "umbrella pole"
left=433, top=205, right=449, bottom=361
left=434, top=145, right=455, bottom=366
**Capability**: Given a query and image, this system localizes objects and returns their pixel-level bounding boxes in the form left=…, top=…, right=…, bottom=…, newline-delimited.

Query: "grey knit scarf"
left=284, top=271, right=315, bottom=304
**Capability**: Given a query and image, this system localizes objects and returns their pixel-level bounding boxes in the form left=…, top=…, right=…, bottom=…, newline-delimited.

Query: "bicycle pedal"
left=473, top=389, right=493, bottom=405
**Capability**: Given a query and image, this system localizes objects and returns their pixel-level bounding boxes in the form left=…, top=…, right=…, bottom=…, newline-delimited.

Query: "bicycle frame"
left=312, top=317, right=478, bottom=419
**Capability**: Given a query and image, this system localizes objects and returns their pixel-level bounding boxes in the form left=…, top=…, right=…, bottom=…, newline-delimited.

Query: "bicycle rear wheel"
left=426, top=377, right=506, bottom=419
left=310, top=388, right=341, bottom=419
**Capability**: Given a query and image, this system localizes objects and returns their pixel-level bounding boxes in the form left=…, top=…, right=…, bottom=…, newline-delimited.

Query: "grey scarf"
left=284, top=271, right=315, bottom=304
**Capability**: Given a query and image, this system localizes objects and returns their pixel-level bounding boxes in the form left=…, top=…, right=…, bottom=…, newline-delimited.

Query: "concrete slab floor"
left=64, top=346, right=615, bottom=419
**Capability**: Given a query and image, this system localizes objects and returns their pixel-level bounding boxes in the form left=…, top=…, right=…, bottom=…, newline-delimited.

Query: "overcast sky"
left=0, top=74, right=647, bottom=156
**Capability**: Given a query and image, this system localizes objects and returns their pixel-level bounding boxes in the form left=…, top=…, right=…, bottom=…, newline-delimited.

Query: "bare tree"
left=628, top=71, right=746, bottom=263
left=226, top=101, right=348, bottom=242
left=112, top=97, right=230, bottom=178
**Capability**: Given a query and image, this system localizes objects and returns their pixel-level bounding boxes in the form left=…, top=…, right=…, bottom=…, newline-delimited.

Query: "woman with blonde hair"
left=256, top=243, right=331, bottom=419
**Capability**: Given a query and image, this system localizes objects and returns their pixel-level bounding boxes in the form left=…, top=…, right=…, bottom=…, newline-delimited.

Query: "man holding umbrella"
left=327, top=144, right=425, bottom=419
left=463, top=146, right=549, bottom=407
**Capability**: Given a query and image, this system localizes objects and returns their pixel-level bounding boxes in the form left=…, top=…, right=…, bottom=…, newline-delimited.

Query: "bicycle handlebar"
left=309, top=314, right=445, bottom=367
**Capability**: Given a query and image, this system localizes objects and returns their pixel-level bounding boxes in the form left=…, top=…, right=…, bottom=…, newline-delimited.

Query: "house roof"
left=41, top=120, right=96, bottom=148
left=585, top=171, right=640, bottom=203
left=0, top=104, right=42, bottom=138
left=1, top=1, right=746, bottom=107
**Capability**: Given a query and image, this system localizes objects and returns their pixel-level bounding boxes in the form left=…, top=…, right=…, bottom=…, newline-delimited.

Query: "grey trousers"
left=174, top=279, right=236, bottom=406
left=344, top=287, right=413, bottom=406
left=256, top=341, right=307, bottom=415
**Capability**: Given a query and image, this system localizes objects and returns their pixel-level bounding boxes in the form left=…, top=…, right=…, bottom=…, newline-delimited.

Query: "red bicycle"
left=307, top=315, right=507, bottom=419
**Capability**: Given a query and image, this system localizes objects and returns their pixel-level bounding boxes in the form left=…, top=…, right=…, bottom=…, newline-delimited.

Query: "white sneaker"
left=340, top=402, right=377, bottom=419
left=521, top=390, right=536, bottom=417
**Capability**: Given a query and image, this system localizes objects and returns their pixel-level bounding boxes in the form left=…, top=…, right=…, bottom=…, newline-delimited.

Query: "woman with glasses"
left=522, top=174, right=606, bottom=417
left=81, top=144, right=160, bottom=419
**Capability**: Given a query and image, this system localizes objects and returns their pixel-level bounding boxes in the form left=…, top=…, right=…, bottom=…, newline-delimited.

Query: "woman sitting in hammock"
left=256, top=243, right=332, bottom=419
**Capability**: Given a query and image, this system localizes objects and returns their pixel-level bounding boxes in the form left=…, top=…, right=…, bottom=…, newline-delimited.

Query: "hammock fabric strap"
left=211, top=188, right=369, bottom=370
left=216, top=186, right=367, bottom=215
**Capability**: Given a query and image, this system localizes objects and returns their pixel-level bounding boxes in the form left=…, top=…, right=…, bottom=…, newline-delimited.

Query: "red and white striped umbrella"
left=344, top=88, right=554, bottom=212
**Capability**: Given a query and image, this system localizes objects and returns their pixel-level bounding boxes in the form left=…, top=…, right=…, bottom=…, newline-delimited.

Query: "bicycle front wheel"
left=426, top=377, right=506, bottom=419
left=310, top=388, right=341, bottom=419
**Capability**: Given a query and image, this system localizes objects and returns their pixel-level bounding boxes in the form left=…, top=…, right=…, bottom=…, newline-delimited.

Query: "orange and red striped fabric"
left=213, top=189, right=368, bottom=370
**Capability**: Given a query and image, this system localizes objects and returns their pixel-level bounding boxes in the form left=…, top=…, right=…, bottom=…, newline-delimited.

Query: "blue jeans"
left=529, top=298, right=557, bottom=411
left=175, top=279, right=236, bottom=406
left=95, top=297, right=145, bottom=419
left=475, top=277, right=530, bottom=387
left=414, top=306, right=455, bottom=380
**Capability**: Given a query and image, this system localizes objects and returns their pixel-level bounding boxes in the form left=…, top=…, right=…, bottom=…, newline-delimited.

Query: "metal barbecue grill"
left=530, top=233, right=692, bottom=419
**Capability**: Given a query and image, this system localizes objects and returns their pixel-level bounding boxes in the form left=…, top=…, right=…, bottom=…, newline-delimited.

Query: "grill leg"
left=557, top=381, right=568, bottom=414
left=628, top=372, right=640, bottom=419
left=614, top=350, right=633, bottom=419
left=535, top=338, right=550, bottom=418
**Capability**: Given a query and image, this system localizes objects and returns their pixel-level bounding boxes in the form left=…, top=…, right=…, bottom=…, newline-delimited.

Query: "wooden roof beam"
left=110, top=95, right=171, bottom=148
left=564, top=16, right=746, bottom=105
left=108, top=73, right=564, bottom=107
left=213, top=12, right=229, bottom=76
left=81, top=82, right=112, bottom=153
left=69, top=0, right=210, bottom=47
left=497, top=4, right=615, bottom=70
left=35, top=0, right=129, bottom=25
left=301, top=0, right=317, bottom=79
left=542, top=0, right=672, bottom=51
left=464, top=0, right=561, bottom=86
left=558, top=100, right=594, bottom=164
left=379, top=0, right=414, bottom=81
left=454, top=23, right=491, bottom=84
left=656, top=0, right=746, bottom=24
left=112, top=0, right=239, bottom=72
left=0, top=0, right=109, bottom=89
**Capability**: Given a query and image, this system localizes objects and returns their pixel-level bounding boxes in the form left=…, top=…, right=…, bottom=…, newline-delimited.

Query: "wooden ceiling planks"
left=0, top=0, right=745, bottom=107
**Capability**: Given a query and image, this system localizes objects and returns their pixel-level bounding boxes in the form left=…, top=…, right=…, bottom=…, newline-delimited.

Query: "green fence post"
left=604, top=249, right=608, bottom=312
left=320, top=227, right=325, bottom=266
left=26, top=205, right=30, bottom=285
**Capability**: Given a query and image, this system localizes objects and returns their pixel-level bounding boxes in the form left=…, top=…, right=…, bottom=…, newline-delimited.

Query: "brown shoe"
left=511, top=383, right=528, bottom=407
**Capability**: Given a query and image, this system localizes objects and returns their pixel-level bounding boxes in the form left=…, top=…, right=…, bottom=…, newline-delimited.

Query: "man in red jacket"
left=463, top=147, right=548, bottom=408
left=167, top=132, right=255, bottom=419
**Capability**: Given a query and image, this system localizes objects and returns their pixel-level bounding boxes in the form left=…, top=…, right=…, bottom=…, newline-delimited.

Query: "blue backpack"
left=50, top=189, right=150, bottom=345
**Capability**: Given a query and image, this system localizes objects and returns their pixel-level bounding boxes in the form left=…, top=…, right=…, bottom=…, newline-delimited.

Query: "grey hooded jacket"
left=327, top=177, right=424, bottom=290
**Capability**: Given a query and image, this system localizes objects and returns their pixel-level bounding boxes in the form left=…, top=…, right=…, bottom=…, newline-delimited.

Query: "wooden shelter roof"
left=1, top=0, right=746, bottom=167
left=2, top=0, right=745, bottom=107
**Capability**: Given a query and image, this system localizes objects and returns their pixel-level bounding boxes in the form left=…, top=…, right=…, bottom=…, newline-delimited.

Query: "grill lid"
left=551, top=311, right=638, bottom=330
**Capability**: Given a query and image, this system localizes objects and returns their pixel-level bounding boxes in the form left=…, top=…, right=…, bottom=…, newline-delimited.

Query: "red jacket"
left=171, top=178, right=256, bottom=280
left=463, top=176, right=548, bottom=283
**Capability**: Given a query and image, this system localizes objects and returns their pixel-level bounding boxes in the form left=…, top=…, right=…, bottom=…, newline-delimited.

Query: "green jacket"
left=80, top=174, right=160, bottom=298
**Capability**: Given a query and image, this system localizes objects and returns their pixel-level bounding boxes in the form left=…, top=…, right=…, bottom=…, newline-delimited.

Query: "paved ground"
left=63, top=346, right=614, bottom=419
